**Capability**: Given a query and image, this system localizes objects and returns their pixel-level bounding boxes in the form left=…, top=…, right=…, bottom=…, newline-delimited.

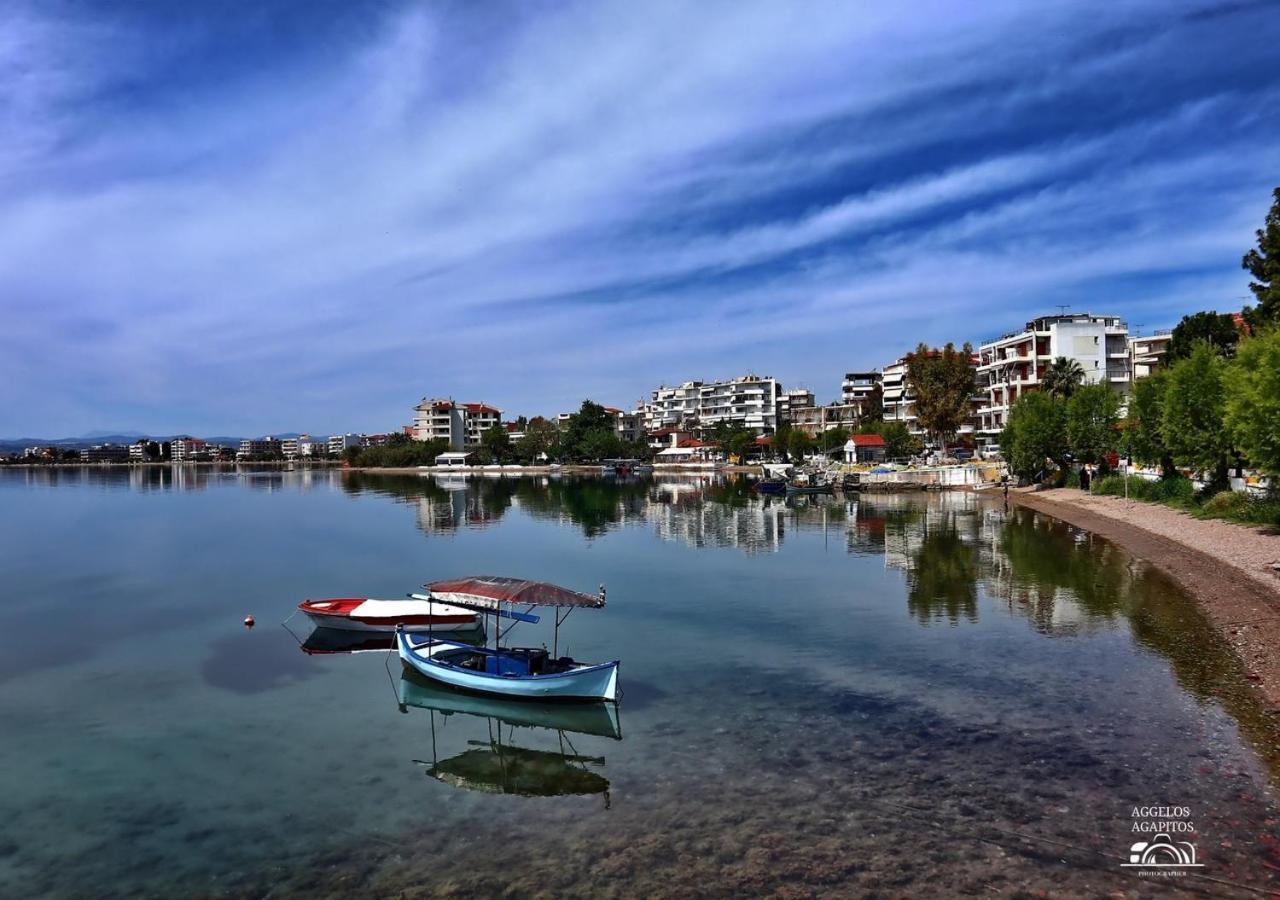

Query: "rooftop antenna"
left=1055, top=304, right=1071, bottom=315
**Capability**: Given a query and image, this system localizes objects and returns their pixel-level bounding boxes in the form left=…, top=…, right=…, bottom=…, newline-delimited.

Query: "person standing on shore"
left=1079, top=465, right=1091, bottom=492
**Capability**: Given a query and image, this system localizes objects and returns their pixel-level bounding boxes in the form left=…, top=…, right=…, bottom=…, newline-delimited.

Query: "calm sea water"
left=2, top=467, right=1279, bottom=897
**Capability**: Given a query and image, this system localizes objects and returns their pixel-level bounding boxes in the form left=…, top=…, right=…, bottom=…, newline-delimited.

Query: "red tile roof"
left=850, top=434, right=886, bottom=446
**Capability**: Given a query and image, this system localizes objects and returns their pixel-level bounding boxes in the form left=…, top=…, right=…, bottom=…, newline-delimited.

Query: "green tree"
left=1242, top=186, right=1280, bottom=329
left=1167, top=311, right=1241, bottom=361
left=1041, top=357, right=1086, bottom=399
left=862, top=383, right=884, bottom=423
left=818, top=426, right=850, bottom=454
left=1065, top=382, right=1120, bottom=466
left=709, top=420, right=754, bottom=463
left=515, top=417, right=558, bottom=463
left=787, top=429, right=816, bottom=460
left=480, top=423, right=512, bottom=463
left=562, top=401, right=619, bottom=461
left=1162, top=343, right=1232, bottom=490
left=772, top=420, right=793, bottom=460
left=1224, top=328, right=1280, bottom=475
left=875, top=420, right=920, bottom=460
left=1126, top=370, right=1175, bottom=477
left=1001, top=392, right=1067, bottom=481
left=905, top=342, right=976, bottom=451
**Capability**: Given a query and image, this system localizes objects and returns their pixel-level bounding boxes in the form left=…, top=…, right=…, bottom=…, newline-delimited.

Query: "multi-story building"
left=778, top=388, right=816, bottom=424
left=82, top=443, right=130, bottom=462
left=412, top=399, right=501, bottom=449
left=279, top=437, right=299, bottom=459
left=238, top=437, right=283, bottom=459
left=296, top=435, right=326, bottom=457
left=328, top=433, right=362, bottom=455
left=171, top=437, right=210, bottom=461
left=361, top=433, right=392, bottom=448
left=647, top=374, right=783, bottom=435
left=790, top=403, right=865, bottom=438
left=976, top=313, right=1129, bottom=439
left=128, top=440, right=149, bottom=461
left=840, top=372, right=881, bottom=412
left=1129, top=331, right=1172, bottom=380
left=880, top=358, right=916, bottom=431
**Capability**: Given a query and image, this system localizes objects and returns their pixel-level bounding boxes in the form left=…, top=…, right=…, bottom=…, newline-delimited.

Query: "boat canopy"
left=426, top=575, right=605, bottom=610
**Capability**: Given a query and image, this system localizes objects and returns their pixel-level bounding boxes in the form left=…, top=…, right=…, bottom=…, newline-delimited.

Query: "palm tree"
left=1042, top=356, right=1086, bottom=399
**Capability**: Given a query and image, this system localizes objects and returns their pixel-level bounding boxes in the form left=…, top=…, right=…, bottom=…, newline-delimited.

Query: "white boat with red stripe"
left=297, top=598, right=481, bottom=633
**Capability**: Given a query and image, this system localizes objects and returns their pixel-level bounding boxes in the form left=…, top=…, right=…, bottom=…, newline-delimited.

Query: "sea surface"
left=2, top=466, right=1279, bottom=897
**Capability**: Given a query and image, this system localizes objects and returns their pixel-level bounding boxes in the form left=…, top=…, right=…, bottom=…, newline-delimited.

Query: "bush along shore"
left=1090, top=474, right=1280, bottom=529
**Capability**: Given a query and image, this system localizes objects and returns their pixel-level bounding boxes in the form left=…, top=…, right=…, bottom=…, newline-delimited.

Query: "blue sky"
left=2, top=0, right=1278, bottom=437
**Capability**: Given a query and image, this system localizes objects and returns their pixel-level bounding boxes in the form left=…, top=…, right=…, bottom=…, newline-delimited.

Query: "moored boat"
left=397, top=575, right=620, bottom=702
left=297, top=597, right=482, bottom=633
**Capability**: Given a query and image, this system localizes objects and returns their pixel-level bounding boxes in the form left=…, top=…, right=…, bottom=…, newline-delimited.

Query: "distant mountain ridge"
left=0, top=432, right=310, bottom=453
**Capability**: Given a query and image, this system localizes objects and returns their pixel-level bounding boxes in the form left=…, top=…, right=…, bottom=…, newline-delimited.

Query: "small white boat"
left=297, top=598, right=481, bottom=633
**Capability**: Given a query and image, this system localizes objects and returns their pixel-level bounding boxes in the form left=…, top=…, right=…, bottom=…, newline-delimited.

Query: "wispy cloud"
left=1, top=0, right=1278, bottom=433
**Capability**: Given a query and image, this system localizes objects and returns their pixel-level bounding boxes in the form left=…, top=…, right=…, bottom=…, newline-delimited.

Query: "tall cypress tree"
left=1243, top=187, right=1280, bottom=329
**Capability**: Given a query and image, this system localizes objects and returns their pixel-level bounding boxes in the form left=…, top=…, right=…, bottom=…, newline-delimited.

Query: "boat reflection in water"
left=297, top=625, right=487, bottom=656
left=398, top=673, right=620, bottom=805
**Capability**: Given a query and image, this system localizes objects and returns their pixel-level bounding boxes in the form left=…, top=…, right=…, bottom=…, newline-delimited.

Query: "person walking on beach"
left=1079, top=465, right=1091, bottom=492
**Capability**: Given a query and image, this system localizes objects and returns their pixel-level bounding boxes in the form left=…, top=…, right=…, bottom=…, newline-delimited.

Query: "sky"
left=2, top=0, right=1279, bottom=437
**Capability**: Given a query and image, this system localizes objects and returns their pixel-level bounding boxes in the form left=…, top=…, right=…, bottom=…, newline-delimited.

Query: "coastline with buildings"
left=5, top=309, right=1179, bottom=475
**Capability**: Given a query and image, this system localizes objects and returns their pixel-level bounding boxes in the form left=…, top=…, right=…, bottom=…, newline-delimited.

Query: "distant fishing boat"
left=297, top=598, right=482, bottom=633
left=397, top=576, right=620, bottom=702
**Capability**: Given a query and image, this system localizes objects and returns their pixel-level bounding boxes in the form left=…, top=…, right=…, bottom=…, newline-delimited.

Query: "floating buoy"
left=244, top=615, right=255, bottom=628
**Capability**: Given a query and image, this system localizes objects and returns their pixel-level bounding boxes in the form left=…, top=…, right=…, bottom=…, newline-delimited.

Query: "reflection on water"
left=4, top=468, right=1280, bottom=895
left=400, top=674, right=619, bottom=802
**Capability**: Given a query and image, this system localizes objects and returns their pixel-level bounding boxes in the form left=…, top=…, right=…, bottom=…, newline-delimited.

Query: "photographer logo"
left=1123, top=806, right=1202, bottom=876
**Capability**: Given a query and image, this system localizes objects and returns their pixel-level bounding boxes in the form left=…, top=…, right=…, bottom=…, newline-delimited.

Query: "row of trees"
left=1002, top=187, right=1280, bottom=487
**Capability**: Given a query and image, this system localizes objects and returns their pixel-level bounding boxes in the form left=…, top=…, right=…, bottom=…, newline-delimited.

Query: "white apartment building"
left=647, top=375, right=782, bottom=435
left=328, top=433, right=362, bottom=455
left=1128, top=331, right=1172, bottom=379
left=880, top=358, right=917, bottom=431
left=171, top=437, right=209, bottom=461
left=280, top=438, right=299, bottom=459
left=297, top=434, right=326, bottom=457
left=412, top=399, right=501, bottom=449
left=976, top=313, right=1129, bottom=439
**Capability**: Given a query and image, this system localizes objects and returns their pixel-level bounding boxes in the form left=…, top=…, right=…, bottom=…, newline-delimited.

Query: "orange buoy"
left=244, top=615, right=255, bottom=627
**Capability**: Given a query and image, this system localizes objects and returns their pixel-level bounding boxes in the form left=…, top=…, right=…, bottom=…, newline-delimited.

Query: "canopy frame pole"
left=498, top=604, right=537, bottom=644
left=554, top=607, right=574, bottom=658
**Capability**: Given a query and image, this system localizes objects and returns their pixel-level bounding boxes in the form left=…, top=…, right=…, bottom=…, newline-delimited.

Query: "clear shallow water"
left=2, top=467, right=1279, bottom=896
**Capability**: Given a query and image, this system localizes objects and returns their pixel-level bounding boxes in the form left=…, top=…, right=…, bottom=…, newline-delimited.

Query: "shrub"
left=1091, top=474, right=1194, bottom=505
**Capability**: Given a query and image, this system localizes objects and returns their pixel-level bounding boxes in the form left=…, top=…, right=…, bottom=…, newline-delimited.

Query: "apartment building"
left=328, top=433, right=362, bottom=455
left=790, top=403, right=864, bottom=438
left=81, top=443, right=130, bottom=462
left=976, top=313, right=1129, bottom=439
left=238, top=437, right=283, bottom=459
left=1129, top=331, right=1172, bottom=379
left=412, top=399, right=501, bottom=449
left=171, top=437, right=210, bottom=461
left=880, top=358, right=917, bottom=431
left=279, top=437, right=299, bottom=459
left=840, top=372, right=881, bottom=413
left=647, top=374, right=782, bottom=435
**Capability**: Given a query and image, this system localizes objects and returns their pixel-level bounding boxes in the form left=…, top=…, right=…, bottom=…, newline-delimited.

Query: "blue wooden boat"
left=397, top=576, right=620, bottom=703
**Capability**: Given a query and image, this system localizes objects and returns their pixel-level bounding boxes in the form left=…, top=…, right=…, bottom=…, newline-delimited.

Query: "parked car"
left=952, top=448, right=974, bottom=461
left=980, top=445, right=1002, bottom=460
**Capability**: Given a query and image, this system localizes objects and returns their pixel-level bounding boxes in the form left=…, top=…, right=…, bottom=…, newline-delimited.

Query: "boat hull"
left=299, top=598, right=481, bottom=633
left=398, top=633, right=620, bottom=702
